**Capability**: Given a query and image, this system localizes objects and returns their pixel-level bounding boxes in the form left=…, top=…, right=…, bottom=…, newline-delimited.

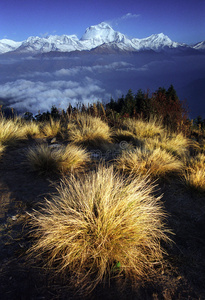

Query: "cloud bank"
left=0, top=77, right=109, bottom=114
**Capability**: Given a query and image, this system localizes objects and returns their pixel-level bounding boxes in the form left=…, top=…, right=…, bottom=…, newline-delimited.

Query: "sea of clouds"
left=0, top=52, right=204, bottom=117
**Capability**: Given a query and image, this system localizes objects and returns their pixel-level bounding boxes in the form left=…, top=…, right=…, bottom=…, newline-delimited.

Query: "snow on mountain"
left=80, top=22, right=134, bottom=50
left=132, top=33, right=183, bottom=51
left=80, top=24, right=185, bottom=52
left=16, top=34, right=85, bottom=53
left=193, top=41, right=205, bottom=51
left=0, top=39, right=22, bottom=53
left=0, top=22, right=201, bottom=55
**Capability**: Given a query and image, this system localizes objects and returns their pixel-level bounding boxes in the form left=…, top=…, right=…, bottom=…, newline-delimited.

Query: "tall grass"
left=41, top=118, right=62, bottom=138
left=122, top=118, right=164, bottom=139
left=145, top=132, right=195, bottom=158
left=28, top=165, right=171, bottom=293
left=26, top=143, right=90, bottom=175
left=182, top=153, right=205, bottom=193
left=0, top=143, right=5, bottom=158
left=21, top=121, right=41, bottom=138
left=0, top=118, right=26, bottom=145
left=116, top=147, right=183, bottom=178
left=67, top=114, right=112, bottom=148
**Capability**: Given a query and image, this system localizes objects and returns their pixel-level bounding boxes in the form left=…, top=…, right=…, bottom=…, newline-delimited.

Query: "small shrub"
left=26, top=143, right=90, bottom=175
left=28, top=165, right=171, bottom=293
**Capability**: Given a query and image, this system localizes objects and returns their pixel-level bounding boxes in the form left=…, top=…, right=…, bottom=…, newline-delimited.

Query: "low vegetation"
left=0, top=143, right=5, bottom=157
left=67, top=113, right=112, bottom=148
left=182, top=153, right=205, bottom=193
left=40, top=118, right=62, bottom=138
left=26, top=143, right=90, bottom=175
left=28, top=165, right=171, bottom=292
left=116, top=147, right=183, bottom=178
left=122, top=117, right=164, bottom=139
left=0, top=118, right=26, bottom=145
left=0, top=85, right=205, bottom=298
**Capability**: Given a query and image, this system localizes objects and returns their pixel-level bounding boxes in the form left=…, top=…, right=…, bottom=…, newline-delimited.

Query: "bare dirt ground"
left=0, top=140, right=205, bottom=299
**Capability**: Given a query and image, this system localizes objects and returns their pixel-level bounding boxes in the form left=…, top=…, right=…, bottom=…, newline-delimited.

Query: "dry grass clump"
left=112, top=129, right=143, bottom=148
left=21, top=121, right=41, bottom=138
left=0, top=118, right=26, bottom=145
left=112, top=129, right=136, bottom=142
left=26, top=143, right=90, bottom=175
left=145, top=132, right=194, bottom=159
left=0, top=143, right=6, bottom=158
left=67, top=114, right=112, bottom=148
left=182, top=153, right=205, bottom=193
left=28, top=165, right=171, bottom=293
left=116, top=147, right=183, bottom=178
left=158, top=133, right=194, bottom=158
left=40, top=118, right=62, bottom=138
left=122, top=118, right=164, bottom=139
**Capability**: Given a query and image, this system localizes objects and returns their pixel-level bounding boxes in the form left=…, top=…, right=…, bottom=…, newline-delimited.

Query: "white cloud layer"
left=0, top=78, right=109, bottom=114
left=0, top=60, right=134, bottom=114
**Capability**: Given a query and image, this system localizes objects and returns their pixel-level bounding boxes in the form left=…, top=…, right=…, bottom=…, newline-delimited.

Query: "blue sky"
left=0, top=0, right=205, bottom=44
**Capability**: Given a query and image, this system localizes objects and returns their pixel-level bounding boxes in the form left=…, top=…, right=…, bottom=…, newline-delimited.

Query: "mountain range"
left=0, top=22, right=204, bottom=118
left=0, top=22, right=204, bottom=55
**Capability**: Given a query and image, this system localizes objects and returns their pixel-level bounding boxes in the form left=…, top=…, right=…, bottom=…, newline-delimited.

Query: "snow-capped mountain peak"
left=0, top=22, right=202, bottom=55
left=16, top=34, right=84, bottom=53
left=0, top=39, right=22, bottom=53
left=81, top=22, right=114, bottom=40
left=80, top=22, right=129, bottom=49
left=193, top=41, right=205, bottom=51
left=131, top=33, right=182, bottom=51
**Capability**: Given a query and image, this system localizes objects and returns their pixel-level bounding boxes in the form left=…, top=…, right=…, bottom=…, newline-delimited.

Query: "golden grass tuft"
left=0, top=143, right=6, bottom=158
left=182, top=153, right=205, bottom=193
left=116, top=147, right=183, bottom=178
left=144, top=132, right=195, bottom=159
left=21, top=121, right=41, bottom=138
left=183, top=167, right=205, bottom=193
left=41, top=118, right=62, bottom=138
left=26, top=143, right=90, bottom=175
left=28, top=165, right=171, bottom=292
left=122, top=118, right=164, bottom=139
left=67, top=114, right=112, bottom=147
left=0, top=118, right=26, bottom=145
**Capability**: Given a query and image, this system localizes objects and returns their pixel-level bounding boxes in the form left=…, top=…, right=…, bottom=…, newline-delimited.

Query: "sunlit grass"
left=40, top=118, right=62, bottom=138
left=116, top=147, right=183, bottom=178
left=0, top=143, right=6, bottom=158
left=144, top=132, right=196, bottom=159
left=26, top=143, right=90, bottom=175
left=122, top=118, right=164, bottom=139
left=182, top=153, right=205, bottom=193
left=67, top=114, right=112, bottom=148
left=0, top=118, right=26, bottom=145
left=28, top=165, right=171, bottom=293
left=21, top=121, right=41, bottom=138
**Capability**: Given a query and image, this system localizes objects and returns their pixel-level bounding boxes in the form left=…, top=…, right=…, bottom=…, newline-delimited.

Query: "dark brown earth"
left=0, top=139, right=205, bottom=300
